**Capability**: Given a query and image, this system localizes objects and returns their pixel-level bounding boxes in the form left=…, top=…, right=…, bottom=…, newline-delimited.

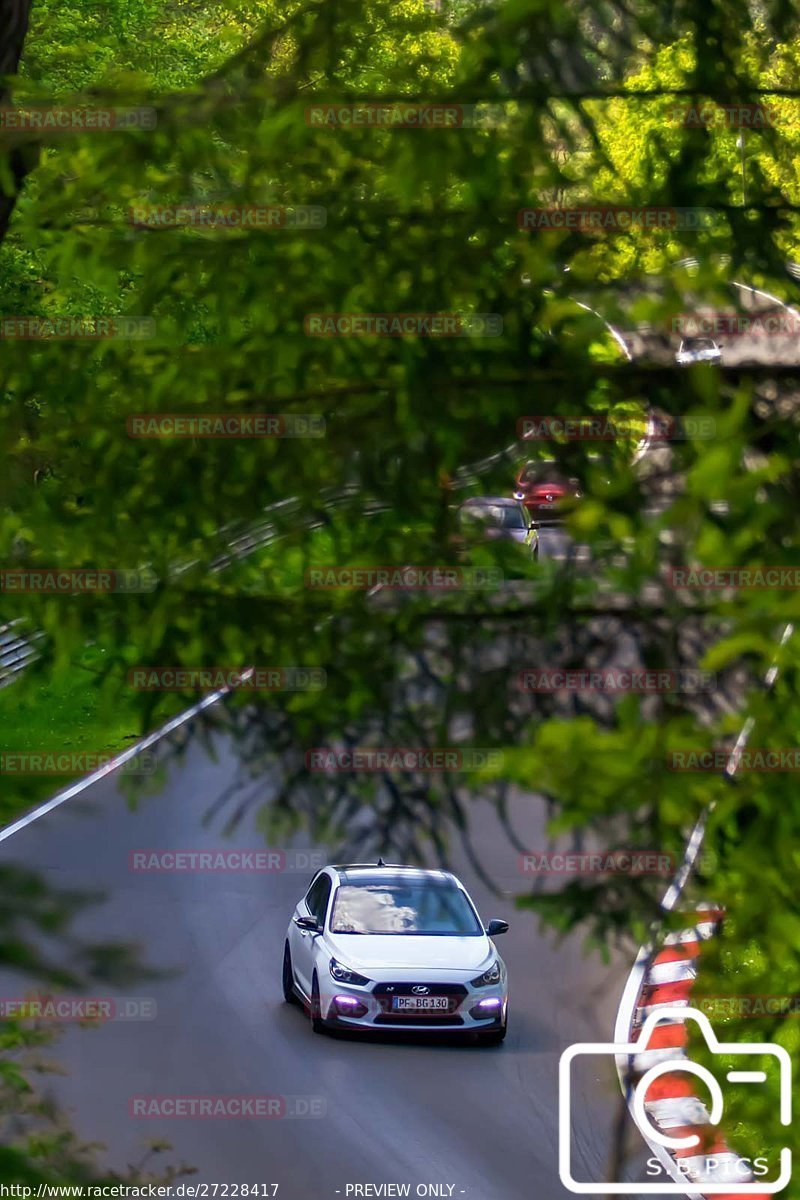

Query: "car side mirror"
left=486, top=919, right=509, bottom=936
left=294, top=915, right=321, bottom=933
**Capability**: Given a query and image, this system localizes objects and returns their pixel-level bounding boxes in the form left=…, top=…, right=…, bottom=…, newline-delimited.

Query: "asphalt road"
left=0, top=724, right=646, bottom=1199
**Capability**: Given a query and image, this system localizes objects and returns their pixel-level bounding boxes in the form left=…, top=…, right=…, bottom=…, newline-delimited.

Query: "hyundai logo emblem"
left=411, top=985, right=430, bottom=995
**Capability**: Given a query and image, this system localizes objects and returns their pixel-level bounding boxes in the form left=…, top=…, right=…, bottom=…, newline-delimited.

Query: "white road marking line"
left=0, top=676, right=249, bottom=843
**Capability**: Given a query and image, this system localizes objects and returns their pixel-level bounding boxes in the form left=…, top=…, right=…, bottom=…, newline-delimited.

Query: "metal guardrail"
left=0, top=620, right=44, bottom=688
left=676, top=256, right=800, bottom=280
left=0, top=486, right=388, bottom=688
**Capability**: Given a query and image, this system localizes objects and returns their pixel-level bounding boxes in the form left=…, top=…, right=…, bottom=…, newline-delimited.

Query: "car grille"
left=371, top=982, right=468, bottom=1019
left=374, top=1013, right=464, bottom=1026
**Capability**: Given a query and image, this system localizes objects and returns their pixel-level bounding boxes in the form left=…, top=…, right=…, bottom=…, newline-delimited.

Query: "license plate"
left=392, top=996, right=449, bottom=1011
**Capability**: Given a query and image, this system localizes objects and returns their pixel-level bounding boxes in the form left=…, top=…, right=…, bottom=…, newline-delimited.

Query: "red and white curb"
left=614, top=907, right=772, bottom=1198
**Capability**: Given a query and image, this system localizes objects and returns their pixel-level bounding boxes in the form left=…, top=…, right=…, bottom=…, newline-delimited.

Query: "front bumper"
left=319, top=976, right=507, bottom=1033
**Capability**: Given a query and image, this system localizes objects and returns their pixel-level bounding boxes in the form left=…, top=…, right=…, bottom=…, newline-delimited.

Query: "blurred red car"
left=513, top=462, right=580, bottom=517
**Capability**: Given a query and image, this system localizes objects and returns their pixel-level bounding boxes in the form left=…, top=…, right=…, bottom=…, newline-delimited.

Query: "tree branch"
left=0, top=0, right=36, bottom=244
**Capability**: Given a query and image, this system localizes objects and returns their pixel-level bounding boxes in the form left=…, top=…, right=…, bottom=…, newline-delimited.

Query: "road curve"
left=0, top=726, right=642, bottom=1198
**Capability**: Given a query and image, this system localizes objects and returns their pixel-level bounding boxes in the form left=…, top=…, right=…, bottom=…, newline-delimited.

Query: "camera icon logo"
left=559, top=1006, right=792, bottom=1193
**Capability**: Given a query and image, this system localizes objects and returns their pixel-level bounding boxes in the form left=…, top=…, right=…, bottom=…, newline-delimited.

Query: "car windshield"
left=462, top=503, right=526, bottom=529
left=496, top=505, right=527, bottom=529
left=519, top=463, right=570, bottom=489
left=683, top=338, right=716, bottom=351
left=330, top=880, right=484, bottom=935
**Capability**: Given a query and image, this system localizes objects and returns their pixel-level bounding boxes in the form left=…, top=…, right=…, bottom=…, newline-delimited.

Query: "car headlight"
left=329, top=957, right=371, bottom=986
left=470, top=959, right=503, bottom=987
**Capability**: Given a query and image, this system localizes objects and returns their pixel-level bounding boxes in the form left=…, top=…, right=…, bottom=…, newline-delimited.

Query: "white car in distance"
left=282, top=863, right=509, bottom=1043
left=675, top=336, right=722, bottom=365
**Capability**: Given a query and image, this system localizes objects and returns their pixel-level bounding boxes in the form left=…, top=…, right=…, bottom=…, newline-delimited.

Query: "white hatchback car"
left=282, top=863, right=509, bottom=1043
left=675, top=336, right=722, bottom=365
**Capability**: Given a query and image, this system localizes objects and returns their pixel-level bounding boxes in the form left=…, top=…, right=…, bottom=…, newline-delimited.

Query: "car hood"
left=677, top=349, right=720, bottom=363
left=326, top=932, right=492, bottom=971
left=481, top=527, right=528, bottom=543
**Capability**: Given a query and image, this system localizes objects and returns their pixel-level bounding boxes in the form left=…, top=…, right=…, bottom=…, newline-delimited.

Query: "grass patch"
left=0, top=644, right=184, bottom=827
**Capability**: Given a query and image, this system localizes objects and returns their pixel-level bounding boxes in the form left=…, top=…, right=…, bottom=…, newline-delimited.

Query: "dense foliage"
left=2, top=0, right=800, bottom=1182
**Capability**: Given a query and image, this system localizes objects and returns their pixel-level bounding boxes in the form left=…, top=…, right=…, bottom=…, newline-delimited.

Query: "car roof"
left=331, top=864, right=460, bottom=886
left=461, top=496, right=522, bottom=507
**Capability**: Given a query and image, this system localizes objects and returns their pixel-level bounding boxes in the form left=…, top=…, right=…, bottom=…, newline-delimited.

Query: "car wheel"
left=282, top=942, right=298, bottom=1005
left=310, top=971, right=325, bottom=1034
